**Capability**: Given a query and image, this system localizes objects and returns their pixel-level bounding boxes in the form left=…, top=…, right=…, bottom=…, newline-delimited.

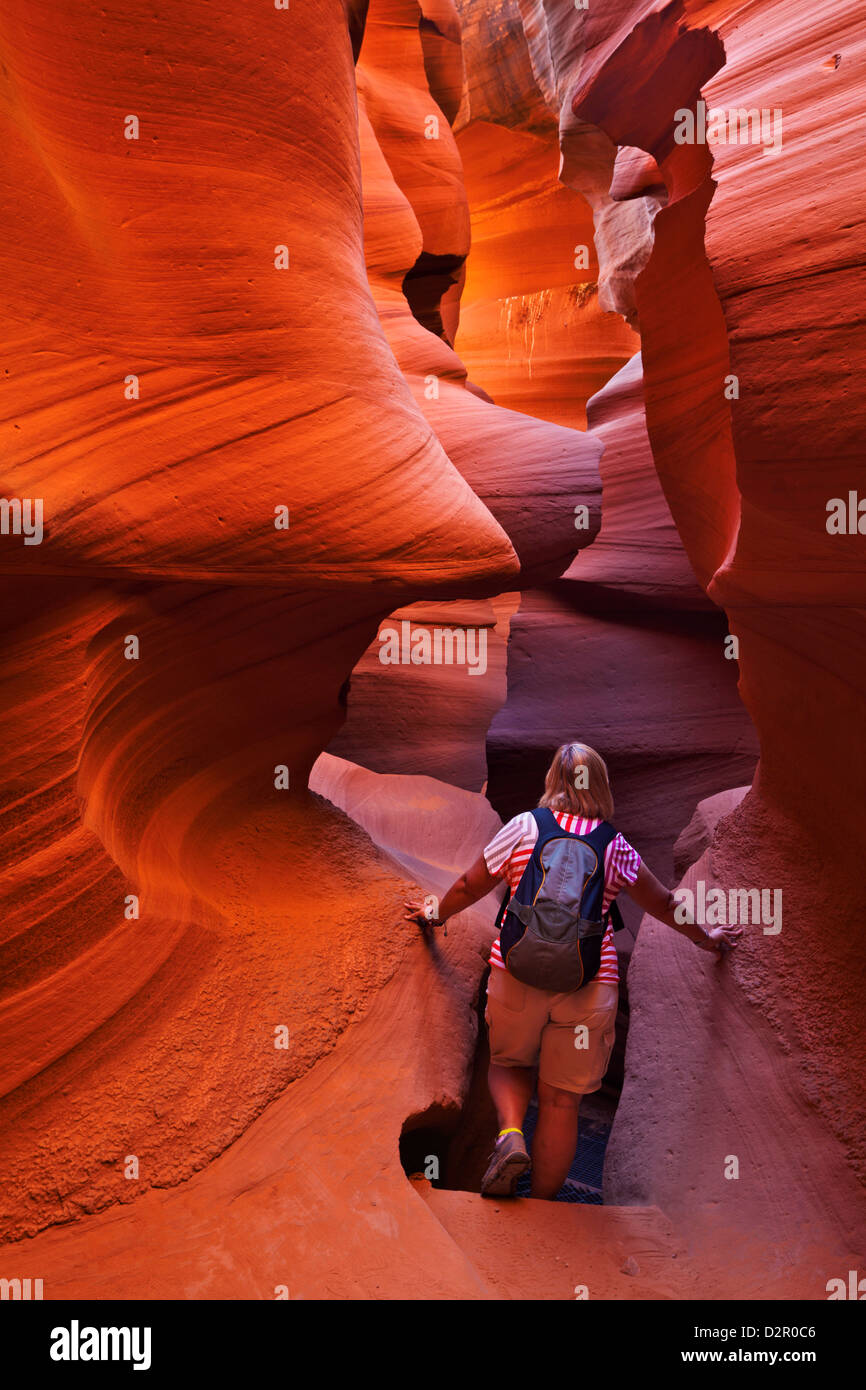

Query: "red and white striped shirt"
left=483, top=810, right=641, bottom=985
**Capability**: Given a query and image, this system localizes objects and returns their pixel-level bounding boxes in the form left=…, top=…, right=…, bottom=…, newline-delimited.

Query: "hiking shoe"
left=480, top=1130, right=531, bottom=1197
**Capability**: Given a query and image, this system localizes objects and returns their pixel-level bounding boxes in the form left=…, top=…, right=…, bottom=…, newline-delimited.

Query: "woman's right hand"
left=697, top=924, right=744, bottom=957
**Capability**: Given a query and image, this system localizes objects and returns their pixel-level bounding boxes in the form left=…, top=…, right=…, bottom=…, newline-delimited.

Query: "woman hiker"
left=404, top=741, right=742, bottom=1201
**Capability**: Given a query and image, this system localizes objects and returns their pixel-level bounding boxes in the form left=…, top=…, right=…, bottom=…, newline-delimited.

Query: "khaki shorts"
left=485, top=967, right=619, bottom=1095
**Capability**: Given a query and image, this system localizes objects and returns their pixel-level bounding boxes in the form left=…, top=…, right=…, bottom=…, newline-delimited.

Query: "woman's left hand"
left=404, top=898, right=438, bottom=927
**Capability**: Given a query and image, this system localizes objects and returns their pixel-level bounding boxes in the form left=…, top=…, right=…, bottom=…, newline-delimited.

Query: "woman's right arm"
left=626, top=862, right=743, bottom=957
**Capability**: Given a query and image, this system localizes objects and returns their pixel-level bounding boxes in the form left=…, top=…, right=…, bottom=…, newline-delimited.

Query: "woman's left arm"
left=404, top=855, right=503, bottom=929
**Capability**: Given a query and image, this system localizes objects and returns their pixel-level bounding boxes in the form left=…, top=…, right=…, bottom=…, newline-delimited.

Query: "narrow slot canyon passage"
left=400, top=968, right=624, bottom=1205
left=343, top=0, right=757, bottom=1223
left=0, top=0, right=863, bottom=1312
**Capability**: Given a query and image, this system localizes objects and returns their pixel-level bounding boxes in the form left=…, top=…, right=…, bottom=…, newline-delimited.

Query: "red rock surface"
left=0, top=0, right=520, bottom=1245
left=1, top=757, right=693, bottom=1298
left=559, top=0, right=866, bottom=1275
left=0, top=0, right=863, bottom=1300
left=453, top=0, right=640, bottom=427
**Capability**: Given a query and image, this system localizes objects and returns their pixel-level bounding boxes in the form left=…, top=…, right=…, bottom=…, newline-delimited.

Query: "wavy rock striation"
left=550, top=0, right=866, bottom=1283
left=0, top=0, right=862, bottom=1299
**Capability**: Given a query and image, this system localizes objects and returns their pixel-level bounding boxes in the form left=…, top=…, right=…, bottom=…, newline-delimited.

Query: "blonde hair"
left=538, top=742, right=614, bottom=820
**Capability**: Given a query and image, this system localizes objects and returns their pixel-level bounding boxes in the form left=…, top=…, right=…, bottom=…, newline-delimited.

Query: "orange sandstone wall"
left=546, top=0, right=866, bottom=1280
left=0, top=0, right=520, bottom=1241
left=0, top=0, right=862, bottom=1302
left=453, top=0, right=640, bottom=428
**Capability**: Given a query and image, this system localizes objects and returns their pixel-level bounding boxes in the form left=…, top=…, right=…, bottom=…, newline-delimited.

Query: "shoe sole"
left=480, top=1150, right=531, bottom=1198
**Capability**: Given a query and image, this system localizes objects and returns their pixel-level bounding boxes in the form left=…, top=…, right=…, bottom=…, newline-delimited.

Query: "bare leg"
left=530, top=1078, right=580, bottom=1199
left=487, top=1062, right=534, bottom=1133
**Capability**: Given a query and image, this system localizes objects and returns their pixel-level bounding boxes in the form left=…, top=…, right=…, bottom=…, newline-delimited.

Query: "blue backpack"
left=495, top=808, right=625, bottom=992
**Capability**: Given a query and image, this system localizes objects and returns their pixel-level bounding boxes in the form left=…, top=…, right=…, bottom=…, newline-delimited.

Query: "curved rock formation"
left=557, top=0, right=866, bottom=1283
left=0, top=0, right=863, bottom=1302
left=453, top=0, right=640, bottom=428
left=335, top=0, right=609, bottom=785
left=0, top=0, right=521, bottom=1241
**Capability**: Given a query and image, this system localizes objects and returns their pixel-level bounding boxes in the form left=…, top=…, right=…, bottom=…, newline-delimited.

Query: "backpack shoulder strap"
left=494, top=810, right=551, bottom=927
left=494, top=884, right=511, bottom=932
left=575, top=821, right=618, bottom=920
left=584, top=819, right=618, bottom=853
left=606, top=899, right=627, bottom=932
left=585, top=823, right=630, bottom=931
left=530, top=806, right=561, bottom=839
